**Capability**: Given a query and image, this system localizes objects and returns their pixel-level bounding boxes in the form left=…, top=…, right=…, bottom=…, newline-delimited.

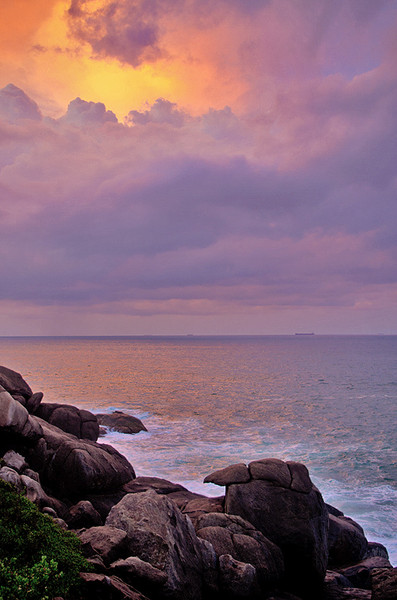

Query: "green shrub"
left=0, top=479, right=91, bottom=599
left=0, top=555, right=63, bottom=600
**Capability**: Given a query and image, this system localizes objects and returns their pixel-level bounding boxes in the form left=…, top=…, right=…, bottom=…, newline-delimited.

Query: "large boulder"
left=216, top=458, right=328, bottom=598
left=106, top=490, right=214, bottom=600
left=28, top=417, right=135, bottom=497
left=35, top=403, right=99, bottom=441
left=0, top=365, right=32, bottom=399
left=96, top=411, right=147, bottom=435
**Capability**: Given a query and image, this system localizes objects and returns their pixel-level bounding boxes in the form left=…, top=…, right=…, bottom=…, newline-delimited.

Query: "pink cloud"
left=1, top=0, right=397, bottom=334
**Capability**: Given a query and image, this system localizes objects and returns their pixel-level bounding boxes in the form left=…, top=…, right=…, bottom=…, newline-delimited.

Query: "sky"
left=0, top=0, right=397, bottom=335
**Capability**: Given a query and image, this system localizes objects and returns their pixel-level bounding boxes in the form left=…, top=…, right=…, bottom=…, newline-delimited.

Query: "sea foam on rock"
left=0, top=365, right=395, bottom=600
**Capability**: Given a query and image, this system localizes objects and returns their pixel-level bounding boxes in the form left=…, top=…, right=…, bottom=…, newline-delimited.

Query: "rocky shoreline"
left=0, top=365, right=396, bottom=599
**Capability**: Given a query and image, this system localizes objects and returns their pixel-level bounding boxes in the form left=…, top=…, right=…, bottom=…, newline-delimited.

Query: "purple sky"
left=0, top=0, right=396, bottom=334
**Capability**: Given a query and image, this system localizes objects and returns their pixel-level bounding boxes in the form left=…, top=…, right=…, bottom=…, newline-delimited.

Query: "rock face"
left=213, top=458, right=329, bottom=598
left=106, top=490, right=213, bottom=600
left=28, top=417, right=135, bottom=497
left=96, top=411, right=147, bottom=435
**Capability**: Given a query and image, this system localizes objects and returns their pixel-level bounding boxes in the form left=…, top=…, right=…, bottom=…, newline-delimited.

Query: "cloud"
left=127, top=98, right=188, bottom=126
left=0, top=84, right=42, bottom=122
left=67, top=0, right=171, bottom=66
left=2, top=0, right=397, bottom=336
left=61, top=97, right=118, bottom=125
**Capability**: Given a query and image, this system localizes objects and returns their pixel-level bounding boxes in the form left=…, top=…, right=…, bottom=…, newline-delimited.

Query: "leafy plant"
left=0, top=479, right=91, bottom=599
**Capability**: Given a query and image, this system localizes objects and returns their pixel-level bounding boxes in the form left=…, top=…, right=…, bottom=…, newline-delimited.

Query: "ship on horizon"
left=294, top=332, right=315, bottom=336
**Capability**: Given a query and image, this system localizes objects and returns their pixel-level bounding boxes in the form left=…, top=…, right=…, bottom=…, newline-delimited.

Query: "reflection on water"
left=1, top=335, right=396, bottom=562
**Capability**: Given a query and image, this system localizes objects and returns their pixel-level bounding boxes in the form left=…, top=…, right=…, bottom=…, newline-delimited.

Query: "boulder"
left=85, top=476, right=198, bottom=521
left=204, top=463, right=250, bottom=486
left=106, top=490, right=209, bottom=600
left=0, top=466, right=24, bottom=491
left=79, top=573, right=149, bottom=600
left=0, top=365, right=32, bottom=399
left=35, top=403, right=99, bottom=441
left=25, top=392, right=44, bottom=414
left=364, top=542, right=389, bottom=559
left=218, top=554, right=258, bottom=599
left=29, top=417, right=135, bottom=497
left=2, top=449, right=27, bottom=472
left=79, top=526, right=128, bottom=564
left=20, top=474, right=53, bottom=508
left=328, top=514, right=368, bottom=567
left=224, top=458, right=329, bottom=598
left=96, top=411, right=147, bottom=435
left=0, top=387, right=43, bottom=442
left=66, top=500, right=103, bottom=528
left=196, top=512, right=284, bottom=589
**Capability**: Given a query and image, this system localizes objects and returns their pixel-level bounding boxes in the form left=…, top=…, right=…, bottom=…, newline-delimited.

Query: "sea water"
left=0, top=335, right=396, bottom=564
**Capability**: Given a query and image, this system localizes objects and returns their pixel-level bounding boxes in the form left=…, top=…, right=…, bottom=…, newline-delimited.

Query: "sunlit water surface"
left=1, top=335, right=396, bottom=564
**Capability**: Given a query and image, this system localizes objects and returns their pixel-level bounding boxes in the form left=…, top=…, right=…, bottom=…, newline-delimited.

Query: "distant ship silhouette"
left=294, top=332, right=315, bottom=335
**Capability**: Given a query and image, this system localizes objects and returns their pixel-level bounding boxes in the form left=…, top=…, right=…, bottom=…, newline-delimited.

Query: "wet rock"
left=96, top=411, right=147, bottom=435
left=0, top=365, right=32, bottom=399
left=204, top=463, right=250, bottom=486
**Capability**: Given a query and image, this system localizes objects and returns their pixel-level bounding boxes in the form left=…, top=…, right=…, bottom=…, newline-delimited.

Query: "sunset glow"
left=1, top=0, right=397, bottom=334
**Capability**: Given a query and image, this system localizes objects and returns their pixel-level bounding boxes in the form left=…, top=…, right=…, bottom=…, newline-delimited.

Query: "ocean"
left=0, top=335, right=396, bottom=564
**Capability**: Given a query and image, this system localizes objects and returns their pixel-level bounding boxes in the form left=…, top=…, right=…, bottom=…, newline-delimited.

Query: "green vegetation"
left=0, top=479, right=90, bottom=600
